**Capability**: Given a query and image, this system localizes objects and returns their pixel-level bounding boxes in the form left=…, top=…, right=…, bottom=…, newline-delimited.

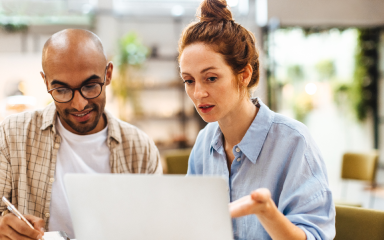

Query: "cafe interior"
left=0, top=0, right=384, bottom=238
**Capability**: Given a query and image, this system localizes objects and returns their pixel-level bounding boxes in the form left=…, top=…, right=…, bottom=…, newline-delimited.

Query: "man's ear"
left=106, top=61, right=114, bottom=86
left=40, top=71, right=49, bottom=89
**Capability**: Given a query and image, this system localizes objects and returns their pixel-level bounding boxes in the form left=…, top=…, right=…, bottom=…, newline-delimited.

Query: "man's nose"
left=71, top=90, right=88, bottom=111
left=194, top=81, right=208, bottom=100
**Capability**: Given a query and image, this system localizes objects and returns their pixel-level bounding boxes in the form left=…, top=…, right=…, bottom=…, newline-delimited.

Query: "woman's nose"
left=194, top=81, right=208, bottom=100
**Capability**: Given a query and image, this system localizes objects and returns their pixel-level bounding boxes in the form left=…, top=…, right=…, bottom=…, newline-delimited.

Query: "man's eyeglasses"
left=44, top=63, right=110, bottom=103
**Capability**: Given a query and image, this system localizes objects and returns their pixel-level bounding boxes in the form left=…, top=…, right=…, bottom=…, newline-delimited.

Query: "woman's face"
left=179, top=43, right=242, bottom=123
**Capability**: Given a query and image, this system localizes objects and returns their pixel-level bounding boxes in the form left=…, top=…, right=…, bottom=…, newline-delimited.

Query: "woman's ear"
left=240, top=64, right=253, bottom=87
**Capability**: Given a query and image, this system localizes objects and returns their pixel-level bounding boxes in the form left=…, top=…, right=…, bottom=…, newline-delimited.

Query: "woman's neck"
left=218, top=98, right=258, bottom=148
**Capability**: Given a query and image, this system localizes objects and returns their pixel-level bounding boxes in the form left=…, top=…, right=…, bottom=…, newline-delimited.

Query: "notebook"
left=43, top=231, right=71, bottom=240
left=64, top=174, right=233, bottom=240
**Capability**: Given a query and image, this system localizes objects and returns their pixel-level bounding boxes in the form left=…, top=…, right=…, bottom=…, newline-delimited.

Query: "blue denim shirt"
left=187, top=98, right=335, bottom=240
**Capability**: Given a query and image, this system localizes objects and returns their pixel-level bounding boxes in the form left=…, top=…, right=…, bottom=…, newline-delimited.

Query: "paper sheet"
left=42, top=231, right=70, bottom=240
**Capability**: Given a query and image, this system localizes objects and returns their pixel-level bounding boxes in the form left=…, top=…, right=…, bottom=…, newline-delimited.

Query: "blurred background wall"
left=0, top=0, right=384, bottom=209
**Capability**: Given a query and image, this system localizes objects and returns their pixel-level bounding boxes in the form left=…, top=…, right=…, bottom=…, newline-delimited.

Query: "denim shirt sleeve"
left=288, top=190, right=335, bottom=240
left=278, top=135, right=336, bottom=240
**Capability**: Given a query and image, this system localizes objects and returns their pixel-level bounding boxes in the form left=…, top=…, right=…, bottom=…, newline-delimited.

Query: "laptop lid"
left=64, top=174, right=233, bottom=240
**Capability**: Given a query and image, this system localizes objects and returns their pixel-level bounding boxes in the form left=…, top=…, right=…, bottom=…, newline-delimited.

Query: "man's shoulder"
left=106, top=114, right=154, bottom=146
left=118, top=119, right=148, bottom=138
left=0, top=107, right=52, bottom=156
left=0, top=108, right=46, bottom=132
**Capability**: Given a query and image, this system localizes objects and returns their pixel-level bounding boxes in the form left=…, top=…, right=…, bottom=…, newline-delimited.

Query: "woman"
left=178, top=0, right=335, bottom=239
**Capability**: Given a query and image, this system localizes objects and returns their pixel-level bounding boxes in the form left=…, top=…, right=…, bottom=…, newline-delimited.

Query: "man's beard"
left=60, top=103, right=104, bottom=134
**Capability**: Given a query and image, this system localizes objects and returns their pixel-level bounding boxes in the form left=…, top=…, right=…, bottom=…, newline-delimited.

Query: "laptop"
left=64, top=174, right=233, bottom=240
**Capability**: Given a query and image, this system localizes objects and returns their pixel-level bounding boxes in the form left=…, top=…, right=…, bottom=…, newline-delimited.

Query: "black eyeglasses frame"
left=45, top=63, right=110, bottom=104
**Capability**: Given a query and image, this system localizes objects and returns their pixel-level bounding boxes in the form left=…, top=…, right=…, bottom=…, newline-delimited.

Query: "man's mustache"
left=65, top=104, right=97, bottom=114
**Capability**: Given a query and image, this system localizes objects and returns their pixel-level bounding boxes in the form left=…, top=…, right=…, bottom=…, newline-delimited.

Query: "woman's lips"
left=199, top=105, right=215, bottom=113
left=70, top=110, right=93, bottom=122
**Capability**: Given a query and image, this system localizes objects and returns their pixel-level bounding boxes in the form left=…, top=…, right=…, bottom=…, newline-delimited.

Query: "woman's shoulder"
left=194, top=122, right=220, bottom=146
left=269, top=112, right=327, bottom=177
left=256, top=99, right=311, bottom=144
left=273, top=112, right=308, bottom=131
left=270, top=112, right=312, bottom=143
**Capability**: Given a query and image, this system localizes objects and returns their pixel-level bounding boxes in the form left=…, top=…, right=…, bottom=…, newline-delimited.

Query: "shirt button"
left=235, top=147, right=240, bottom=153
left=45, top=213, right=50, bottom=218
left=54, top=143, right=60, bottom=149
left=237, top=158, right=241, bottom=162
left=49, top=178, right=55, bottom=183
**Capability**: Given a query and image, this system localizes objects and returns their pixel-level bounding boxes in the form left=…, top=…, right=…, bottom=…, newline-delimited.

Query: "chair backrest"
left=164, top=148, right=191, bottom=174
left=341, top=151, right=378, bottom=182
left=335, top=205, right=384, bottom=240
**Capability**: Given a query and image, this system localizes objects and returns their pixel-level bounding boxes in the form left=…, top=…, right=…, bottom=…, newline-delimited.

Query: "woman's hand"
left=230, top=188, right=275, bottom=218
left=229, top=188, right=307, bottom=240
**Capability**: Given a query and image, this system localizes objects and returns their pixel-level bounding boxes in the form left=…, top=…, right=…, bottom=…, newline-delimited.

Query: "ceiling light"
left=227, top=0, right=239, bottom=7
left=256, top=0, right=268, bottom=27
left=305, top=83, right=317, bottom=95
left=171, top=5, right=184, bottom=17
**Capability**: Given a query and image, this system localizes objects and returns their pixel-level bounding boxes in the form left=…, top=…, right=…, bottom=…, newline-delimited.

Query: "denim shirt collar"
left=210, top=98, right=275, bottom=164
left=211, top=125, right=224, bottom=153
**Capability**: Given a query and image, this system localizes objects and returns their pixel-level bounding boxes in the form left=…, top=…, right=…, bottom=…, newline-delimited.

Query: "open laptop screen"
left=64, top=174, right=233, bottom=240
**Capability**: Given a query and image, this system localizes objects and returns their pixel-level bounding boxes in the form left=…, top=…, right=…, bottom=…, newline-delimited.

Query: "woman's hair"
left=178, top=0, right=260, bottom=96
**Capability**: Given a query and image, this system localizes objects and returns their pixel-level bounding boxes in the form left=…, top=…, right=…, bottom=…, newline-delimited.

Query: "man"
left=0, top=29, right=162, bottom=240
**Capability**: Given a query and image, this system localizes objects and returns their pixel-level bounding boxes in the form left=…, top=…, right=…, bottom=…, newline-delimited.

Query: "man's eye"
left=207, top=77, right=217, bottom=82
left=183, top=80, right=194, bottom=85
left=56, top=88, right=71, bottom=94
left=83, top=83, right=98, bottom=90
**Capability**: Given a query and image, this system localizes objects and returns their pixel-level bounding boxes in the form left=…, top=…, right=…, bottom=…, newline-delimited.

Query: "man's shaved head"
left=42, top=29, right=107, bottom=75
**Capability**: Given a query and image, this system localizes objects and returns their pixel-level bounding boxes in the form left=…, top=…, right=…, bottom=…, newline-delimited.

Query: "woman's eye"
left=207, top=77, right=217, bottom=82
left=183, top=80, right=194, bottom=85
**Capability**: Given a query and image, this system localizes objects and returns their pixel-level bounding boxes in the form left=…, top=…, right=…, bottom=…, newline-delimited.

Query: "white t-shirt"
left=48, top=117, right=111, bottom=238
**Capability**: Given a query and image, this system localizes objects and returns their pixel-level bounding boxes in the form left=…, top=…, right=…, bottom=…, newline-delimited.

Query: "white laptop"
left=64, top=174, right=233, bottom=240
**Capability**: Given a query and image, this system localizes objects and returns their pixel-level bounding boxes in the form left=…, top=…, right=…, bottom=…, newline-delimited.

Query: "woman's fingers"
left=229, top=196, right=254, bottom=218
left=251, top=188, right=271, bottom=203
left=233, top=195, right=250, bottom=204
left=229, top=188, right=272, bottom=218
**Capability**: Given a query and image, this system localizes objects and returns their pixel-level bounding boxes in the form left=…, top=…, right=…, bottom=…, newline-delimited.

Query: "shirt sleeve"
left=285, top=190, right=335, bottom=240
left=148, top=139, right=163, bottom=174
left=0, top=126, right=12, bottom=214
left=278, top=143, right=336, bottom=240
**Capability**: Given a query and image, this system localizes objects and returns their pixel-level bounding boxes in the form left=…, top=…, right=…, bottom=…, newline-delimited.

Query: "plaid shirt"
left=0, top=103, right=162, bottom=227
